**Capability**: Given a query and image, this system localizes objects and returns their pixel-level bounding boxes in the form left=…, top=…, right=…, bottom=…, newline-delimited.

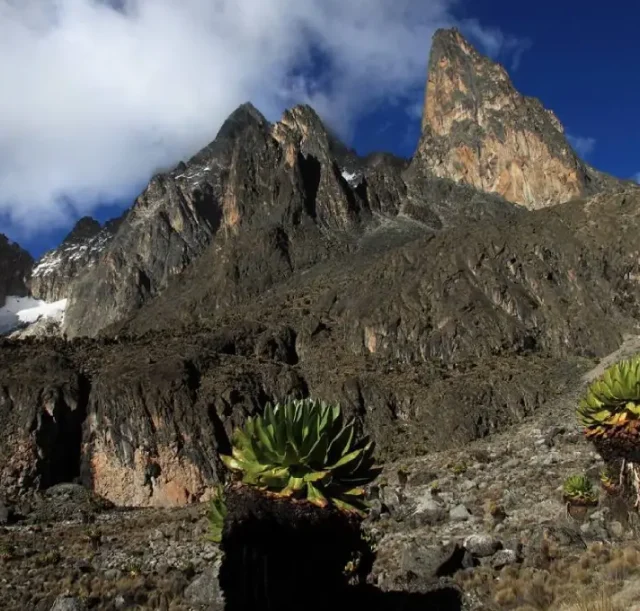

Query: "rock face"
left=84, top=106, right=517, bottom=338
left=61, top=104, right=408, bottom=337
left=409, top=28, right=620, bottom=208
left=30, top=217, right=121, bottom=303
left=62, top=105, right=271, bottom=338
left=0, top=234, right=33, bottom=306
left=3, top=187, right=640, bottom=507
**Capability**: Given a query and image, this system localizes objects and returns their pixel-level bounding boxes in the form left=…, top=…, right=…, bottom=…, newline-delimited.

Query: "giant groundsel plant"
left=220, top=398, right=380, bottom=515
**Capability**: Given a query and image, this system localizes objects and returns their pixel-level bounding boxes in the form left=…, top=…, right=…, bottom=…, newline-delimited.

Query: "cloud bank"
left=0, top=0, right=525, bottom=235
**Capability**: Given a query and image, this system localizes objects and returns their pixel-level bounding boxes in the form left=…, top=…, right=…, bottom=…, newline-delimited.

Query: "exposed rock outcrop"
left=29, top=216, right=121, bottom=303
left=0, top=234, right=33, bottom=306
left=61, top=104, right=412, bottom=337
left=106, top=111, right=517, bottom=337
left=408, top=28, right=621, bottom=208
left=61, top=104, right=272, bottom=338
left=3, top=187, right=640, bottom=507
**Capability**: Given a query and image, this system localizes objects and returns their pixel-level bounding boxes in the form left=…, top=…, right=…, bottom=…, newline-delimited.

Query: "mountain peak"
left=216, top=102, right=268, bottom=140
left=409, top=28, right=617, bottom=208
left=61, top=216, right=102, bottom=246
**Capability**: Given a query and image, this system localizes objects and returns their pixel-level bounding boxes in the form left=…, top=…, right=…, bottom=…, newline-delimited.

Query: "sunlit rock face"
left=408, top=28, right=619, bottom=208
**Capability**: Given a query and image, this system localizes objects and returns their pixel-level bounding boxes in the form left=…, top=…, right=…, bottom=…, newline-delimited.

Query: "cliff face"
left=62, top=101, right=514, bottom=339
left=0, top=235, right=33, bottom=306
left=2, top=186, right=640, bottom=507
left=60, top=105, right=266, bottom=338
left=29, top=217, right=121, bottom=303
left=408, top=29, right=620, bottom=208
left=61, top=104, right=413, bottom=338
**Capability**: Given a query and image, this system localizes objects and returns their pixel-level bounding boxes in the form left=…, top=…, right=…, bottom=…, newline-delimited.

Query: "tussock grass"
left=558, top=591, right=623, bottom=611
left=456, top=542, right=640, bottom=610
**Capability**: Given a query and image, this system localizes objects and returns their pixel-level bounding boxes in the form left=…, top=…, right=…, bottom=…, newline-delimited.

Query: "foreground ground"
left=3, top=339, right=640, bottom=611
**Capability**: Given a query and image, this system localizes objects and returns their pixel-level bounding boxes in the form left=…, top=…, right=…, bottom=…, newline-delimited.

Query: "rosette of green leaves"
left=563, top=475, right=598, bottom=504
left=577, top=356, right=640, bottom=436
left=220, top=398, right=380, bottom=516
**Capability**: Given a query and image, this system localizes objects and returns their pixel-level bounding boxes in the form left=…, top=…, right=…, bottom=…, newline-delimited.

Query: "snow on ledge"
left=0, top=296, right=67, bottom=335
left=341, top=169, right=361, bottom=187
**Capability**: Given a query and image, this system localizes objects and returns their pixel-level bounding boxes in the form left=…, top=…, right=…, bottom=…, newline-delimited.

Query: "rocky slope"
left=2, top=343, right=640, bottom=610
left=60, top=104, right=265, bottom=339
left=61, top=102, right=456, bottom=338
left=30, top=217, right=122, bottom=304
left=0, top=234, right=33, bottom=306
left=408, top=29, right=621, bottom=208
left=2, top=186, right=640, bottom=509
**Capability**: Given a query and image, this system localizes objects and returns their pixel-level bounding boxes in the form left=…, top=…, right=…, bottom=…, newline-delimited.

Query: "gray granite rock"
left=450, top=504, right=471, bottom=522
left=184, top=561, right=225, bottom=608
left=50, top=597, right=87, bottom=611
left=464, top=534, right=501, bottom=558
left=491, top=549, right=518, bottom=570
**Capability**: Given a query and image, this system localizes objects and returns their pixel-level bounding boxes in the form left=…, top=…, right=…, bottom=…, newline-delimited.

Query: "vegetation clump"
left=563, top=475, right=598, bottom=505
left=577, top=356, right=640, bottom=445
left=600, top=468, right=619, bottom=496
left=577, top=355, right=640, bottom=507
left=206, top=484, right=227, bottom=544
left=220, top=397, right=380, bottom=515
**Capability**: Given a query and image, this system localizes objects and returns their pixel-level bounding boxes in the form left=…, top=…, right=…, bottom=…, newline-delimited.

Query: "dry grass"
left=558, top=591, right=624, bottom=611
left=456, top=542, right=640, bottom=610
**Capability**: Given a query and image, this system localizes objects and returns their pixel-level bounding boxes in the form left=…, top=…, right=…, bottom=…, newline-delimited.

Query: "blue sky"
left=2, top=0, right=638, bottom=258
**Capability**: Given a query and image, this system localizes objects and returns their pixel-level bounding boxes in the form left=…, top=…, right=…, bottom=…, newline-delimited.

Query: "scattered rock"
left=608, top=520, right=625, bottom=540
left=544, top=426, right=566, bottom=447
left=450, top=504, right=471, bottom=522
left=411, top=492, right=446, bottom=526
left=50, top=597, right=87, bottom=611
left=0, top=500, right=12, bottom=524
left=464, top=534, right=501, bottom=558
left=491, top=549, right=518, bottom=570
left=380, top=487, right=404, bottom=517
left=400, top=542, right=473, bottom=584
left=184, top=562, right=225, bottom=608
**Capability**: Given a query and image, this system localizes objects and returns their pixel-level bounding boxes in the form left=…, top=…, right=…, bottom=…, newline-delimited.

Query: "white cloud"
left=567, top=134, right=597, bottom=158
left=0, top=0, right=521, bottom=236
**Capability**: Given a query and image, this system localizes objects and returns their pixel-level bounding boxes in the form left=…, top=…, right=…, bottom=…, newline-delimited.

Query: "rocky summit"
left=1, top=27, right=640, bottom=611
left=409, top=29, right=621, bottom=208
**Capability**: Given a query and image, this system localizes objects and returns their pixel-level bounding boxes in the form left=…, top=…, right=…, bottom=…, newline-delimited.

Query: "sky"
left=0, top=0, right=638, bottom=258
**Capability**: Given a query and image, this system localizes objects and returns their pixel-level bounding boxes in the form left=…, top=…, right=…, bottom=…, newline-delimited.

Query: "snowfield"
left=0, top=296, right=67, bottom=335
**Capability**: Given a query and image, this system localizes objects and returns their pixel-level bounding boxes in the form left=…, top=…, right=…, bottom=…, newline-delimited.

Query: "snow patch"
left=0, top=296, right=67, bottom=335
left=32, top=232, right=110, bottom=277
left=341, top=169, right=361, bottom=187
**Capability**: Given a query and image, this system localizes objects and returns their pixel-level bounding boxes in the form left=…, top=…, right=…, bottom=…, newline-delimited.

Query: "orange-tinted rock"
left=409, top=29, right=618, bottom=208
